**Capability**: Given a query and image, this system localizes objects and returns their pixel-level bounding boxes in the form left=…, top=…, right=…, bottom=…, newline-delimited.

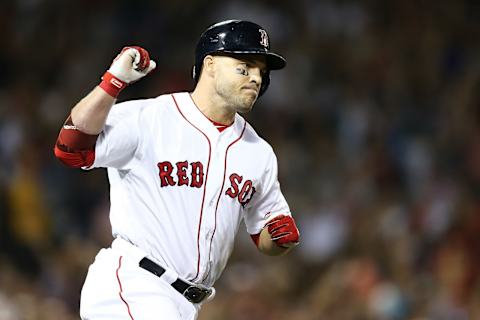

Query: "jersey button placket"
left=199, top=140, right=222, bottom=281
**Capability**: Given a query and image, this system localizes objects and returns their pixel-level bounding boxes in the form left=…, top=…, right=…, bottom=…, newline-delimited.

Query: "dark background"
left=0, top=0, right=479, bottom=319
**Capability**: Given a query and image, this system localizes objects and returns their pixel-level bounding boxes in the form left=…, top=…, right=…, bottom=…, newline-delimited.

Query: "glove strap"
left=99, top=71, right=127, bottom=98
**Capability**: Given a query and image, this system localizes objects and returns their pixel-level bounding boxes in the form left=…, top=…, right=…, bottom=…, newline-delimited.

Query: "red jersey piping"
left=203, top=120, right=247, bottom=282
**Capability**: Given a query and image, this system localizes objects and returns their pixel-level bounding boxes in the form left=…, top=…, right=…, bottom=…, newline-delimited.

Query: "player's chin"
left=238, top=99, right=256, bottom=113
left=245, top=92, right=258, bottom=105
left=244, top=89, right=258, bottom=100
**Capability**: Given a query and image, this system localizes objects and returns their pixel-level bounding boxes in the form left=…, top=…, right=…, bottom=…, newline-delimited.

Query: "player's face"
left=213, top=54, right=267, bottom=113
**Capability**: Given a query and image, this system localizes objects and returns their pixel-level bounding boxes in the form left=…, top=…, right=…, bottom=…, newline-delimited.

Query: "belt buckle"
left=182, top=284, right=212, bottom=304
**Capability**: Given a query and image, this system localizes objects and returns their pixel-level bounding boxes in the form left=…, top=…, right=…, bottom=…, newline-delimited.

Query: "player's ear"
left=202, top=55, right=216, bottom=78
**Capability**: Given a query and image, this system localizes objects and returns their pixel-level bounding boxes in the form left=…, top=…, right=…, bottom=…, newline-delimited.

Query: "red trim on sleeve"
left=250, top=233, right=260, bottom=247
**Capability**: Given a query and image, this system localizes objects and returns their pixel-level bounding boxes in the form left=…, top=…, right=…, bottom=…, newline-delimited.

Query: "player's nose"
left=249, top=67, right=262, bottom=86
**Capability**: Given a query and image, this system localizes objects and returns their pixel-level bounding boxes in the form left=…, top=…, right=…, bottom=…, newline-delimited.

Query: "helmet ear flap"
left=259, top=71, right=270, bottom=97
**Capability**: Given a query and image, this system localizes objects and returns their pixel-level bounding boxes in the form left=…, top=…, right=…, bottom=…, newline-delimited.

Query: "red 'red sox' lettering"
left=225, top=173, right=242, bottom=197
left=157, top=161, right=204, bottom=188
left=225, top=173, right=256, bottom=207
left=158, top=161, right=175, bottom=187
left=190, top=162, right=204, bottom=188
left=176, top=161, right=189, bottom=186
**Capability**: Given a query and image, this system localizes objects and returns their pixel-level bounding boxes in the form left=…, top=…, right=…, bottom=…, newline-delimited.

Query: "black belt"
left=139, top=257, right=212, bottom=304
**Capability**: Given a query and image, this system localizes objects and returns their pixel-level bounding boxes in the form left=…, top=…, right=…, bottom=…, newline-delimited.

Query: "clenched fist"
left=99, top=46, right=156, bottom=98
left=265, top=214, right=300, bottom=248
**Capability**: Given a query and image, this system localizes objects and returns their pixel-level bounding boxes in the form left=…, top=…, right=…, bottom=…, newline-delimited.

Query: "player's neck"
left=190, top=88, right=235, bottom=126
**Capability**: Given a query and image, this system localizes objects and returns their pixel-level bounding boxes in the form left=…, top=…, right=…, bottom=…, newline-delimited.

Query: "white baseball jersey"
left=87, top=91, right=291, bottom=286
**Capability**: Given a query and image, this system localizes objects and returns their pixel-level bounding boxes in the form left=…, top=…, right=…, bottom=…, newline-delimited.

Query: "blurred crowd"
left=0, top=0, right=479, bottom=319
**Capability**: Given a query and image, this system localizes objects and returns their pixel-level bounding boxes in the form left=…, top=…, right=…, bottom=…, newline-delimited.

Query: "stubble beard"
left=216, top=81, right=257, bottom=114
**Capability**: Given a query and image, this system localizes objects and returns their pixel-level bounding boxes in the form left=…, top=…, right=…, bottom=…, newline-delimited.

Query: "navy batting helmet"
left=192, top=20, right=286, bottom=96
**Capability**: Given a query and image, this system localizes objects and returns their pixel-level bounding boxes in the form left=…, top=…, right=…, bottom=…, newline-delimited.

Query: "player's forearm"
left=70, top=46, right=156, bottom=135
left=257, top=228, right=292, bottom=256
left=70, top=86, right=116, bottom=135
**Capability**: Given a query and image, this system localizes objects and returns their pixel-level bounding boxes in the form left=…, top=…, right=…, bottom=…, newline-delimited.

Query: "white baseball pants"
left=80, top=238, right=200, bottom=320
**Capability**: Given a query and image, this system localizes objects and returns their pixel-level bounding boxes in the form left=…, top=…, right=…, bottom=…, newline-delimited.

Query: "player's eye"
left=235, top=65, right=248, bottom=76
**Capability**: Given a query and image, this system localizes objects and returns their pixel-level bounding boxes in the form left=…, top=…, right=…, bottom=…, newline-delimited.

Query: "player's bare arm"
left=54, top=46, right=155, bottom=168
left=71, top=46, right=156, bottom=135
left=70, top=87, right=116, bottom=135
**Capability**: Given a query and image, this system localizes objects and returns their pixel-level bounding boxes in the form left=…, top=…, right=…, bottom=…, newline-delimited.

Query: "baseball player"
left=54, top=20, right=300, bottom=320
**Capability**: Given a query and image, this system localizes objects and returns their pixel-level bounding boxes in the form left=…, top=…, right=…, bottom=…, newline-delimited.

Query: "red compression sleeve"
left=54, top=116, right=98, bottom=168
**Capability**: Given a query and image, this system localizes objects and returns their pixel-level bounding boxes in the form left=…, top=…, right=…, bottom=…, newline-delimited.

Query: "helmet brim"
left=214, top=50, right=286, bottom=70
left=265, top=52, right=287, bottom=70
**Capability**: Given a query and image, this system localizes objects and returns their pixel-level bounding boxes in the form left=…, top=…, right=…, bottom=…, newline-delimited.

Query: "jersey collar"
left=171, top=92, right=245, bottom=141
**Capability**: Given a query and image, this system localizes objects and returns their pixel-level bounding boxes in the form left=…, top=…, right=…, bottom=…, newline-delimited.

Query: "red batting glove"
left=99, top=46, right=156, bottom=98
left=265, top=215, right=300, bottom=248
